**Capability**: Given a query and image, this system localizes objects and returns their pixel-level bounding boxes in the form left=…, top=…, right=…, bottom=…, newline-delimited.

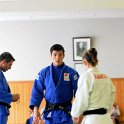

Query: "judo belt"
left=0, top=101, right=11, bottom=108
left=83, top=108, right=107, bottom=116
left=44, top=101, right=71, bottom=114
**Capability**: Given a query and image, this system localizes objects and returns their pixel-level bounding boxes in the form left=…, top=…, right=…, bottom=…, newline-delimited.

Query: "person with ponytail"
left=71, top=48, right=115, bottom=124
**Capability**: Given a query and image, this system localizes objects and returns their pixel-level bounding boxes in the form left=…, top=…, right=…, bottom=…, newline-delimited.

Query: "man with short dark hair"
left=0, top=52, right=20, bottom=124
left=30, top=44, right=79, bottom=124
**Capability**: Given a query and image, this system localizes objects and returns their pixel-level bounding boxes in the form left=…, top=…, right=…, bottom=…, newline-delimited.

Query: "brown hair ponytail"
left=83, top=48, right=98, bottom=66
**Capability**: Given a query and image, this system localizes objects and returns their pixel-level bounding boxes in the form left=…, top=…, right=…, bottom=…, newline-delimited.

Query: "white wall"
left=0, top=18, right=124, bottom=80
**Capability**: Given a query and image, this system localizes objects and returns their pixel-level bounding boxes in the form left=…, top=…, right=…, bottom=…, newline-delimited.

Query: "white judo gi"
left=71, top=67, right=115, bottom=124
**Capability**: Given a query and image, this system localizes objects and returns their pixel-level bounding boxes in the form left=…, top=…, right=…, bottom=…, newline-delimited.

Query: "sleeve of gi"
left=30, top=71, right=45, bottom=110
left=0, top=79, right=12, bottom=105
left=71, top=73, right=90, bottom=117
left=70, top=71, right=79, bottom=97
left=108, top=79, right=115, bottom=112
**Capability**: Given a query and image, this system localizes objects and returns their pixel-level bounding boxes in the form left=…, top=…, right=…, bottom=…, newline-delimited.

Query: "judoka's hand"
left=38, top=120, right=45, bottom=124
left=32, top=120, right=39, bottom=124
left=32, top=119, right=45, bottom=124
left=73, top=114, right=83, bottom=124
left=12, top=93, right=20, bottom=102
left=33, top=107, right=41, bottom=122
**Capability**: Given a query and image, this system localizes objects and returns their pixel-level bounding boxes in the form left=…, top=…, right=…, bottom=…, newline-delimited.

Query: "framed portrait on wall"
left=73, top=37, right=91, bottom=61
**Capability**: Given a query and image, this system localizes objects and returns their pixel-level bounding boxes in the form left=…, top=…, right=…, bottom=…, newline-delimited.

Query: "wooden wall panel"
left=8, top=81, right=45, bottom=124
left=112, top=78, right=124, bottom=122
left=7, top=79, right=124, bottom=124
left=8, top=81, right=32, bottom=124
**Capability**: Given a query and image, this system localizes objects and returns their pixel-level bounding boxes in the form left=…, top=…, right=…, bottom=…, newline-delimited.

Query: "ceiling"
left=0, top=0, right=124, bottom=21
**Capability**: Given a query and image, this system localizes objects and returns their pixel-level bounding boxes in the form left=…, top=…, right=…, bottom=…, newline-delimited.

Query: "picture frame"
left=74, top=63, right=86, bottom=75
left=73, top=37, right=91, bottom=61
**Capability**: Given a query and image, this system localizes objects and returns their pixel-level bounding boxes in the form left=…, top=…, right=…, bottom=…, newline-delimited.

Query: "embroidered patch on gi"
left=47, top=112, right=52, bottom=117
left=94, top=74, right=108, bottom=79
left=36, top=75, right=39, bottom=80
left=74, top=74, right=78, bottom=80
left=64, top=73, right=70, bottom=81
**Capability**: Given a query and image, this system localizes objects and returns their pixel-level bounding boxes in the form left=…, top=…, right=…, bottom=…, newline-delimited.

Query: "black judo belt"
left=83, top=108, right=107, bottom=116
left=44, top=101, right=71, bottom=114
left=0, top=101, right=11, bottom=108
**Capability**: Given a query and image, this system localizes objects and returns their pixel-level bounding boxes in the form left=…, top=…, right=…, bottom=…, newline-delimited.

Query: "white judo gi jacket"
left=71, top=67, right=115, bottom=124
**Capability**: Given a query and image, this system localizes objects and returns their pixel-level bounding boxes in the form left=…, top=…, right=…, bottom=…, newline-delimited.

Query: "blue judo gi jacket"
left=0, top=70, right=12, bottom=124
left=30, top=63, right=79, bottom=124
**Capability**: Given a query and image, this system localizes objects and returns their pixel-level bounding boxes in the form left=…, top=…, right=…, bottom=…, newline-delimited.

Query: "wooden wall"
left=7, top=79, right=124, bottom=124
left=112, top=78, right=124, bottom=121
left=8, top=81, right=45, bottom=124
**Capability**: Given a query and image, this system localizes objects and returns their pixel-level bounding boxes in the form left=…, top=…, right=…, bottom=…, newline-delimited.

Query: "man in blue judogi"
left=0, top=52, right=20, bottom=124
left=30, top=44, right=79, bottom=124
